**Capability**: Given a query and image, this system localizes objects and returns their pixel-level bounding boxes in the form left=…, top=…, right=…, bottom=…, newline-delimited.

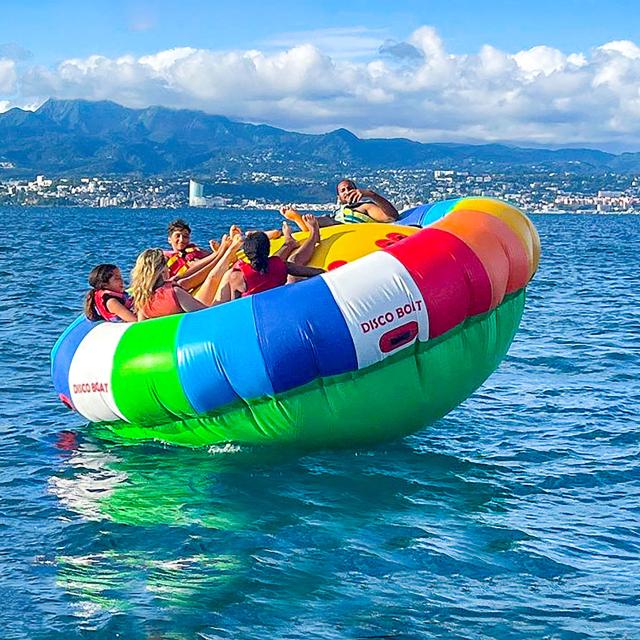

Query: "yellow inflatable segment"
left=270, top=223, right=420, bottom=270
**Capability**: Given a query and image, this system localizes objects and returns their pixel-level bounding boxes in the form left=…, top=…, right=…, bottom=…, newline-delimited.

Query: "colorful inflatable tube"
left=51, top=197, right=540, bottom=448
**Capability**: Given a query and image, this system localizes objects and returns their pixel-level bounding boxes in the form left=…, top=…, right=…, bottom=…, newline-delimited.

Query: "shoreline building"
left=189, top=179, right=207, bottom=207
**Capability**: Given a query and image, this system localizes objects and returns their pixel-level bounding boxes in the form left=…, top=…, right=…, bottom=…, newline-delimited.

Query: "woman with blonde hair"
left=132, top=234, right=242, bottom=320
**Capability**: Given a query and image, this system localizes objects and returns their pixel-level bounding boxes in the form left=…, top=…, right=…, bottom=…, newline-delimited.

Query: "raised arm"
left=175, top=235, right=231, bottom=290
left=354, top=189, right=399, bottom=222
left=105, top=298, right=137, bottom=322
left=286, top=263, right=325, bottom=278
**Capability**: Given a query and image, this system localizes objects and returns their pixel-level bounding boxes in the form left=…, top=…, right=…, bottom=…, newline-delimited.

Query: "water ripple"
left=1, top=209, right=639, bottom=638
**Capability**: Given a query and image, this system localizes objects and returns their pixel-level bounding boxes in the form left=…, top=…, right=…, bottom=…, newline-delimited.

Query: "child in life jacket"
left=165, top=219, right=256, bottom=294
left=84, top=264, right=137, bottom=323
left=164, top=219, right=209, bottom=278
left=217, top=216, right=324, bottom=301
left=132, top=236, right=243, bottom=320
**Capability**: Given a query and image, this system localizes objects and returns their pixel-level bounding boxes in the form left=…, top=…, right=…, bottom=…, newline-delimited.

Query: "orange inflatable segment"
left=434, top=209, right=530, bottom=301
left=432, top=213, right=507, bottom=309
left=452, top=198, right=540, bottom=277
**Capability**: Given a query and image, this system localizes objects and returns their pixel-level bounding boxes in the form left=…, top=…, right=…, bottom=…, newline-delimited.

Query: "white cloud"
left=598, top=40, right=640, bottom=59
left=6, top=27, right=640, bottom=149
left=409, top=26, right=447, bottom=61
left=265, top=26, right=388, bottom=60
left=514, top=45, right=568, bottom=77
left=0, top=58, right=17, bottom=93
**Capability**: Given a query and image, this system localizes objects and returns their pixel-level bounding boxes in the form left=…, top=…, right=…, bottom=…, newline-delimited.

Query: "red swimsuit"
left=236, top=257, right=288, bottom=296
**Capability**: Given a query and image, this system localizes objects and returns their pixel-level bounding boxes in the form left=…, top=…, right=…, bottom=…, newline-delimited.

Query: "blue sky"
left=2, top=0, right=638, bottom=62
left=1, top=0, right=640, bottom=150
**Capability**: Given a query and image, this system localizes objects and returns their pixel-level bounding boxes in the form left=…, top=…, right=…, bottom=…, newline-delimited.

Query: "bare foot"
left=209, top=239, right=220, bottom=252
left=303, top=214, right=320, bottom=240
left=279, top=205, right=306, bottom=232
left=229, top=224, right=243, bottom=238
left=281, top=221, right=300, bottom=249
left=224, top=235, right=244, bottom=266
left=218, top=233, right=230, bottom=250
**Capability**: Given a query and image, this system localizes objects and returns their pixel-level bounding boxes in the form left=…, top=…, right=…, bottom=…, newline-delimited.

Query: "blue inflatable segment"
left=400, top=199, right=460, bottom=227
left=252, top=277, right=358, bottom=394
left=177, top=297, right=273, bottom=410
left=51, top=315, right=95, bottom=404
left=399, top=203, right=435, bottom=226
left=176, top=310, right=239, bottom=414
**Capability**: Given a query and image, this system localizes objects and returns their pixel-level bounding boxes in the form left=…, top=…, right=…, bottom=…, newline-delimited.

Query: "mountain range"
left=1, top=99, right=639, bottom=177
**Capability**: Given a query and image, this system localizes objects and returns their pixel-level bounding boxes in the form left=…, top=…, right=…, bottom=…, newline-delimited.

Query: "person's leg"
left=285, top=215, right=321, bottom=283
left=289, top=215, right=320, bottom=266
left=193, top=262, right=232, bottom=306
left=212, top=268, right=233, bottom=305
left=177, top=235, right=231, bottom=291
left=280, top=206, right=307, bottom=232
left=177, top=256, right=219, bottom=290
left=274, top=222, right=299, bottom=261
left=193, top=236, right=242, bottom=305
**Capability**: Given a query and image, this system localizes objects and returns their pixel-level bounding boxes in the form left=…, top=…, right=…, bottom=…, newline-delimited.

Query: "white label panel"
left=321, top=251, right=429, bottom=369
left=68, top=322, right=130, bottom=422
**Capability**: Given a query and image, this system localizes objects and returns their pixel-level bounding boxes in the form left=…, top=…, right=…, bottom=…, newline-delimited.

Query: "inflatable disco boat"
left=51, top=197, right=540, bottom=448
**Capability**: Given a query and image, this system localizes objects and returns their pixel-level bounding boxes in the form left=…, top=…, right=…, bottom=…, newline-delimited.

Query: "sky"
left=1, top=0, right=640, bottom=151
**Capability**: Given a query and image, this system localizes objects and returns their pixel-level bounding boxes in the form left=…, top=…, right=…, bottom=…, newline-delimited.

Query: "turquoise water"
left=1, top=207, right=639, bottom=639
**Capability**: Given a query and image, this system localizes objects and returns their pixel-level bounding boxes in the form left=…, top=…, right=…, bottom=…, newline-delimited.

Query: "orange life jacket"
left=164, top=244, right=208, bottom=279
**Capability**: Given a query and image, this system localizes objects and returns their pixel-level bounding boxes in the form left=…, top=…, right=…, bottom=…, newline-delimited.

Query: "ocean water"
left=1, top=207, right=639, bottom=639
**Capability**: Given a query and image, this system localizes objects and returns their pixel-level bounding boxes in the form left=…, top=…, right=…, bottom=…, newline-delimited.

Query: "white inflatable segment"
left=68, top=323, right=130, bottom=422
left=322, top=251, right=429, bottom=370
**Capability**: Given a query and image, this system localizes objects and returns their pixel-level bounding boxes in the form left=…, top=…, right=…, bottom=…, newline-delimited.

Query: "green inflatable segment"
left=110, top=314, right=195, bottom=425
left=98, top=291, right=525, bottom=448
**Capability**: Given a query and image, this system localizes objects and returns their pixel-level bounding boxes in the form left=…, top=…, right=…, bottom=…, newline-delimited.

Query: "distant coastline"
left=1, top=170, right=637, bottom=214
left=1, top=99, right=639, bottom=213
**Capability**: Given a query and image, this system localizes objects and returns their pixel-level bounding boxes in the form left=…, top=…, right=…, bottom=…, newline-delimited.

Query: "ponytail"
left=84, top=290, right=100, bottom=321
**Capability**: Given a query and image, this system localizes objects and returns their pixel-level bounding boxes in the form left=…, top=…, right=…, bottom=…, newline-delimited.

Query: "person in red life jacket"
left=172, top=225, right=248, bottom=293
left=132, top=237, right=243, bottom=320
left=84, top=264, right=137, bottom=323
left=216, top=216, right=324, bottom=301
left=164, top=219, right=254, bottom=293
left=164, top=218, right=214, bottom=280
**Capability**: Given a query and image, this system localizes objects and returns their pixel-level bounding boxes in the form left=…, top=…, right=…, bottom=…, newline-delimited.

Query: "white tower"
left=189, top=179, right=206, bottom=206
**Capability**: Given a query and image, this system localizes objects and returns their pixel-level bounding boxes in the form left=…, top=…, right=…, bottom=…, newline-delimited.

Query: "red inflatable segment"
left=385, top=228, right=493, bottom=339
left=436, top=209, right=530, bottom=295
